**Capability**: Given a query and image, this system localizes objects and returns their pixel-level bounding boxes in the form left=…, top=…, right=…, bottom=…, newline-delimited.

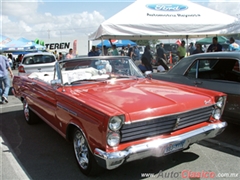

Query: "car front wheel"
left=72, top=128, right=103, bottom=176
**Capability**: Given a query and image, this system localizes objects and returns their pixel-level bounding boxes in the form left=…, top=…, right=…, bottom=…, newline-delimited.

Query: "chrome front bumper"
left=94, top=122, right=227, bottom=170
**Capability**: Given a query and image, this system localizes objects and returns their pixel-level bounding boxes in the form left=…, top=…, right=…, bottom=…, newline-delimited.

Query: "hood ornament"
left=204, top=99, right=211, bottom=105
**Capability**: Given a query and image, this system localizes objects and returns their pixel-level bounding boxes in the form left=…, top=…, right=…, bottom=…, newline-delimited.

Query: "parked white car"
left=18, top=52, right=57, bottom=75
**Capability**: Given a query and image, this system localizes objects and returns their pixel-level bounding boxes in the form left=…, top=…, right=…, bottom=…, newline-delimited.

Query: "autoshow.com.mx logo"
left=141, top=170, right=239, bottom=179
left=146, top=4, right=188, bottom=11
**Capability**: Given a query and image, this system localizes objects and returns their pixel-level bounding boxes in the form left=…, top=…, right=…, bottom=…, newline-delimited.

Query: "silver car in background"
left=18, top=52, right=57, bottom=75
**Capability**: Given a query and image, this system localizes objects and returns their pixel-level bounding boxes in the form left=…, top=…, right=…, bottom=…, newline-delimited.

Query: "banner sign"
left=45, top=42, right=70, bottom=50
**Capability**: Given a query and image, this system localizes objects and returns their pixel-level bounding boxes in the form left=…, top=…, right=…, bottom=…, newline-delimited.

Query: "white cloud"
left=1, top=1, right=105, bottom=40
left=1, top=0, right=239, bottom=41
left=206, top=0, right=240, bottom=17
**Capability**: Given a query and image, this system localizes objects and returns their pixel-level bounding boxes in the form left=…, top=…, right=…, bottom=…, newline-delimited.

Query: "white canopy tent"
left=89, top=0, right=240, bottom=40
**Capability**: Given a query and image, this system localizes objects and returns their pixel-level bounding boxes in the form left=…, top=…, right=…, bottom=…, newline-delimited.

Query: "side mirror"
left=50, top=79, right=61, bottom=86
left=144, top=71, right=152, bottom=79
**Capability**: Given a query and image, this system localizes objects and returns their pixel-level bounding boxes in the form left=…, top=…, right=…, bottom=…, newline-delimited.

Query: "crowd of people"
left=53, top=36, right=240, bottom=74
left=184, top=36, right=240, bottom=57
left=1, top=36, right=239, bottom=104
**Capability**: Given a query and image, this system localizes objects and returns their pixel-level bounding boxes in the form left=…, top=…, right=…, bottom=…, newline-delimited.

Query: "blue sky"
left=1, top=0, right=240, bottom=40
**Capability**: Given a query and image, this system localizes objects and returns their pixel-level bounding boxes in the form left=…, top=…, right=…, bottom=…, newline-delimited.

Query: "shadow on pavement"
left=1, top=110, right=200, bottom=180
left=1, top=109, right=239, bottom=180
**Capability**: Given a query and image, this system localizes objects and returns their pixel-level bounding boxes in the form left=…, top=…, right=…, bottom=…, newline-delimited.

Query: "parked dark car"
left=152, top=52, right=240, bottom=125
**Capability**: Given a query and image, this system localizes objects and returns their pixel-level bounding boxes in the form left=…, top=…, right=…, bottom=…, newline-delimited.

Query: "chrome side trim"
left=94, top=122, right=227, bottom=170
left=57, top=102, right=77, bottom=116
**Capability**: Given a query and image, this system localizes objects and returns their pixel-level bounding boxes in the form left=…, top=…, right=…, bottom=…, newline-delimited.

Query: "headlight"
left=216, top=96, right=224, bottom=108
left=107, top=132, right=120, bottom=147
left=108, top=116, right=124, bottom=131
left=212, top=108, right=221, bottom=120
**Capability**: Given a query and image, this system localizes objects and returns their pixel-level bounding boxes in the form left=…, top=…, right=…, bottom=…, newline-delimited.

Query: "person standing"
left=120, top=46, right=126, bottom=56
left=132, top=45, right=140, bottom=61
left=54, top=50, right=59, bottom=59
left=177, top=40, right=186, bottom=60
left=66, top=48, right=74, bottom=59
left=108, top=39, right=119, bottom=56
left=0, top=54, right=14, bottom=103
left=229, top=37, right=240, bottom=51
left=58, top=52, right=63, bottom=60
left=142, top=45, right=153, bottom=64
left=7, top=54, right=13, bottom=68
left=101, top=46, right=110, bottom=56
left=189, top=42, right=195, bottom=55
left=207, top=37, right=222, bottom=52
left=156, top=43, right=167, bottom=61
left=193, top=43, right=204, bottom=54
left=111, top=45, right=119, bottom=56
left=88, top=46, right=100, bottom=56
left=127, top=44, right=133, bottom=59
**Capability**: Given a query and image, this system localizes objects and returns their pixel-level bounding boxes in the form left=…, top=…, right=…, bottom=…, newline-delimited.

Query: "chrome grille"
left=120, top=106, right=213, bottom=143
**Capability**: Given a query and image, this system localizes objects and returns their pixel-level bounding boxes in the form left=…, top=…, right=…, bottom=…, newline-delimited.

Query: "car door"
left=184, top=58, right=240, bottom=121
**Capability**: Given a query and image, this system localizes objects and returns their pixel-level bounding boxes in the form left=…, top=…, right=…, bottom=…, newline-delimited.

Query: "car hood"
left=71, top=79, right=215, bottom=122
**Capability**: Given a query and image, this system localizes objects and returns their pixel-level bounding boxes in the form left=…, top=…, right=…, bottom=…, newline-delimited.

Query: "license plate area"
left=164, top=140, right=185, bottom=154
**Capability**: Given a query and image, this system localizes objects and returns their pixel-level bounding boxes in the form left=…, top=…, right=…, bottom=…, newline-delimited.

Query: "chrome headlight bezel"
left=107, top=132, right=121, bottom=147
left=108, top=115, right=124, bottom=131
left=212, top=108, right=221, bottom=120
left=216, top=96, right=225, bottom=108
left=212, top=96, right=226, bottom=120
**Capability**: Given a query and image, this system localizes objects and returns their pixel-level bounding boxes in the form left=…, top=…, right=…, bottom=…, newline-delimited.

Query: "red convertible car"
left=12, top=56, right=227, bottom=176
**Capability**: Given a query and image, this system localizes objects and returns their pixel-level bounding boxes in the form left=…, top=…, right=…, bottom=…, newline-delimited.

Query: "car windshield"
left=59, top=57, right=144, bottom=85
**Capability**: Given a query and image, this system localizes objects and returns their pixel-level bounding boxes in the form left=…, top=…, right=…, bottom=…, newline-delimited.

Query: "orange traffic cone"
left=169, top=51, right=173, bottom=64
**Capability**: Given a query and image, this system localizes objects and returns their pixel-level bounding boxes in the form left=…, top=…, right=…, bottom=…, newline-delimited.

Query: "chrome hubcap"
left=23, top=101, right=29, bottom=121
left=74, top=131, right=89, bottom=169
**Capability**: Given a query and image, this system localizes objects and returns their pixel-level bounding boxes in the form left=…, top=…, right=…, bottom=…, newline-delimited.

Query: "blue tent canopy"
left=1, top=35, right=46, bottom=53
left=1, top=35, right=26, bottom=50
left=96, top=39, right=136, bottom=48
left=17, top=37, right=46, bottom=50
